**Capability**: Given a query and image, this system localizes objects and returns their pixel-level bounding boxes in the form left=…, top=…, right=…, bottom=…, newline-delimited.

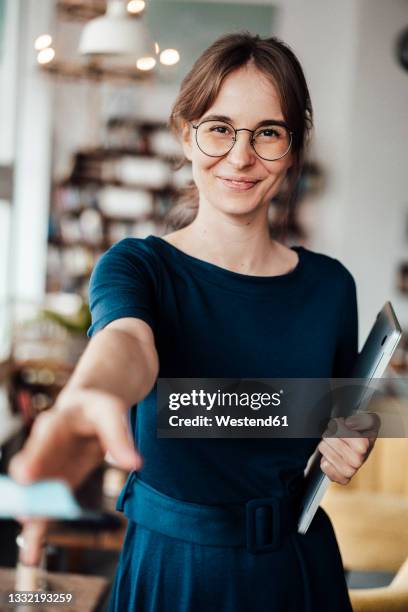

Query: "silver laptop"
left=297, top=301, right=402, bottom=535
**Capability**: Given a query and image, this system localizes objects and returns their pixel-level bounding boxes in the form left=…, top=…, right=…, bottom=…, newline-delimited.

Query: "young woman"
left=11, top=33, right=379, bottom=611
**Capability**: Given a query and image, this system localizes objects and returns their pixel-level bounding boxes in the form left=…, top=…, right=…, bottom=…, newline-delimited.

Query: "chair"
left=349, top=556, right=408, bottom=612
left=321, top=409, right=408, bottom=573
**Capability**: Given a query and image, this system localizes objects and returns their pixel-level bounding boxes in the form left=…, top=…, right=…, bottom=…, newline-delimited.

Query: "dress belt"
left=116, top=472, right=304, bottom=555
left=117, top=473, right=313, bottom=611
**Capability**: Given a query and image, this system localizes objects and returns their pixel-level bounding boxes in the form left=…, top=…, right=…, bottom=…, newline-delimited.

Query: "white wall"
left=277, top=0, right=358, bottom=254
left=0, top=0, right=19, bottom=165
left=10, top=0, right=55, bottom=306
left=277, top=0, right=408, bottom=342
left=345, top=0, right=408, bottom=336
left=0, top=0, right=20, bottom=358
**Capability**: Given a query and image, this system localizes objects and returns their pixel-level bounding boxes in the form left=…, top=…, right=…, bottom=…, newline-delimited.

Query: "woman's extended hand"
left=9, top=388, right=143, bottom=489
left=8, top=388, right=142, bottom=577
left=318, top=413, right=380, bottom=485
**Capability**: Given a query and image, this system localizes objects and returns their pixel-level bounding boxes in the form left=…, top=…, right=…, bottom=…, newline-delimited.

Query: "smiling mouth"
left=217, top=177, right=260, bottom=191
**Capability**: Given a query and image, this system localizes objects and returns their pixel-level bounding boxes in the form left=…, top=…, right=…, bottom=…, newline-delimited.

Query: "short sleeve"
left=87, top=238, right=158, bottom=338
left=332, top=269, right=359, bottom=377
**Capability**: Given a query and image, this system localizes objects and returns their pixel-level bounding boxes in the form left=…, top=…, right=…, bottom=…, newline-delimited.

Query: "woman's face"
left=181, top=62, right=293, bottom=218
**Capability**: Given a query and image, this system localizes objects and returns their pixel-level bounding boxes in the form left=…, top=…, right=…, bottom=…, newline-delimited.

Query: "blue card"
left=0, top=475, right=83, bottom=519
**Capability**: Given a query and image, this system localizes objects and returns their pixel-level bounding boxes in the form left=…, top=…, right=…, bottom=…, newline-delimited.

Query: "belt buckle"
left=246, top=497, right=281, bottom=554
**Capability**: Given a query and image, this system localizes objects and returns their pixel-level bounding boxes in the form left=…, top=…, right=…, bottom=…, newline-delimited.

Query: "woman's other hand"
left=317, top=413, right=380, bottom=485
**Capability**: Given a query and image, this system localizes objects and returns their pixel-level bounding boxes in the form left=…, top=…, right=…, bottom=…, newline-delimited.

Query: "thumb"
left=81, top=400, right=143, bottom=471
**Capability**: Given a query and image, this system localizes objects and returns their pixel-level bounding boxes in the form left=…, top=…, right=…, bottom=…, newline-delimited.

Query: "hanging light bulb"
left=154, top=42, right=160, bottom=55
left=37, top=48, right=55, bottom=65
left=160, top=49, right=180, bottom=66
left=136, top=56, right=156, bottom=71
left=79, top=0, right=155, bottom=59
left=127, top=0, right=145, bottom=14
left=34, top=34, right=52, bottom=51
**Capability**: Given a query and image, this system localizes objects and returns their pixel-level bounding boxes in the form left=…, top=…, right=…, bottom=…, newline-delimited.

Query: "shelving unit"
left=46, top=118, right=192, bottom=299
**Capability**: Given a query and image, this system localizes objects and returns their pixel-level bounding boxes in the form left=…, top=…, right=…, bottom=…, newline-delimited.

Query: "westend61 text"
left=169, top=415, right=289, bottom=427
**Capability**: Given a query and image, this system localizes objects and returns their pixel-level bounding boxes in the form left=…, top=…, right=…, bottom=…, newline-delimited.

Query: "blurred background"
left=0, top=1, right=407, bottom=610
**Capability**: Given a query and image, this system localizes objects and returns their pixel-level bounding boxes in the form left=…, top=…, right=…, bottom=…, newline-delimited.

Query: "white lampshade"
left=79, top=0, right=155, bottom=58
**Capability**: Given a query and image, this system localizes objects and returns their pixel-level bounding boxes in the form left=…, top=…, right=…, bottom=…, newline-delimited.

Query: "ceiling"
left=145, top=1, right=276, bottom=81
left=56, top=0, right=277, bottom=82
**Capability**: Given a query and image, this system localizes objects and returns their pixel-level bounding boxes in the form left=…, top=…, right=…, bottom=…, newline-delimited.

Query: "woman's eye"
left=259, top=129, right=279, bottom=138
left=211, top=125, right=229, bottom=134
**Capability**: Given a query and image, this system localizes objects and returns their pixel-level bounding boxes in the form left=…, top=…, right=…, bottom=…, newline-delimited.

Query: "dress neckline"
left=147, top=235, right=305, bottom=289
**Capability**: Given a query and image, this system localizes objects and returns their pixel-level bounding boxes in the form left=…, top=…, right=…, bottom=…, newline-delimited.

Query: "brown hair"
left=166, top=31, right=313, bottom=239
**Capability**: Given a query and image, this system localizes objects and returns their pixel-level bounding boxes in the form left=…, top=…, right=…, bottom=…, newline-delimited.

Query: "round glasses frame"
left=190, top=119, right=293, bottom=162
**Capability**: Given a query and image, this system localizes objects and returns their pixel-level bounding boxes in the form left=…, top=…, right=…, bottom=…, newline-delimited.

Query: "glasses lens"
left=196, top=121, right=234, bottom=157
left=253, top=125, right=291, bottom=160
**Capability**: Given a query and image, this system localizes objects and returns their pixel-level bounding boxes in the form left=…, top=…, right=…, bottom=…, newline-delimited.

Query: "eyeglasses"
left=190, top=119, right=293, bottom=162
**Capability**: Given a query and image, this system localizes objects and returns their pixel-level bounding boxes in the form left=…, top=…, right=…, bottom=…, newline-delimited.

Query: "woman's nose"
left=226, top=132, right=256, bottom=168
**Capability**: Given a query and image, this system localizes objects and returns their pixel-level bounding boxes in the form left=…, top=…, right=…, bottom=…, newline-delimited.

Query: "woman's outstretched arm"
left=9, top=316, right=158, bottom=488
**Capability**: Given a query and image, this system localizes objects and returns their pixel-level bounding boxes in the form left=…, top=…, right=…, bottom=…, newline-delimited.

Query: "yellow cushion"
left=349, top=557, right=408, bottom=612
left=350, top=588, right=408, bottom=612
left=345, top=436, right=408, bottom=496
left=322, top=489, right=408, bottom=572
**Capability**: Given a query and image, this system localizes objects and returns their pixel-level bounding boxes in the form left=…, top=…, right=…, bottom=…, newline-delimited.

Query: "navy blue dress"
left=87, top=235, right=358, bottom=612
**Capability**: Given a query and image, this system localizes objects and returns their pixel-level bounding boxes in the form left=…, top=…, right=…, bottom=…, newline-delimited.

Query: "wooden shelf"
left=106, top=118, right=168, bottom=131
left=57, top=0, right=106, bottom=21
left=60, top=177, right=179, bottom=195
left=63, top=146, right=182, bottom=163
left=39, top=58, right=155, bottom=84
left=0, top=359, right=12, bottom=384
left=47, top=516, right=126, bottom=553
left=48, top=237, right=109, bottom=251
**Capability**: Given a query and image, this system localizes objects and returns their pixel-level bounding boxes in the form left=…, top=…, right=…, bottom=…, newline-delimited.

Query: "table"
left=0, top=567, right=109, bottom=612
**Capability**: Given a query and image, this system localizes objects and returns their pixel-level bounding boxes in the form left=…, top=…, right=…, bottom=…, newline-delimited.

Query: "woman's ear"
left=181, top=122, right=193, bottom=161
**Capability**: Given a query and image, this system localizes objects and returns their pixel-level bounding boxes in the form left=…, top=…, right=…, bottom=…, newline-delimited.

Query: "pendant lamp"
left=78, top=0, right=155, bottom=60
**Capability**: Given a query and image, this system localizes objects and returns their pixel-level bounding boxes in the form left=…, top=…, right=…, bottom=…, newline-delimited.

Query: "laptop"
left=297, top=301, right=402, bottom=535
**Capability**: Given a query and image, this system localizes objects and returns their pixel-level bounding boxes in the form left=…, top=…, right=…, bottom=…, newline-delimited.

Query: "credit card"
left=0, top=475, right=83, bottom=519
